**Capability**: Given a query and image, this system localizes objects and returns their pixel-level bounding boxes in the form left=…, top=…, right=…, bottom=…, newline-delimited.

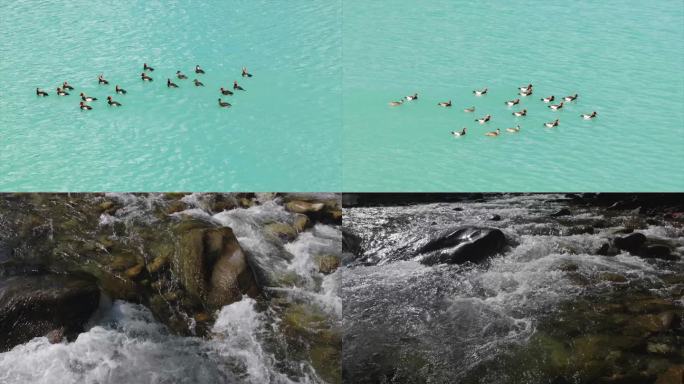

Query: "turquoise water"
left=0, top=1, right=341, bottom=191
left=342, top=0, right=684, bottom=191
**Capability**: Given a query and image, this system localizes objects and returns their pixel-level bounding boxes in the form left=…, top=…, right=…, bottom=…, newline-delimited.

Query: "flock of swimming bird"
left=388, top=83, right=598, bottom=137
left=35, top=63, right=253, bottom=110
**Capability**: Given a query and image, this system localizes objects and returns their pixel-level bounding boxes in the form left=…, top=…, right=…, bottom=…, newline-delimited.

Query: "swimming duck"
left=512, top=109, right=527, bottom=117
left=563, top=94, right=578, bottom=102
left=505, top=98, right=520, bottom=106
left=389, top=100, right=403, bottom=107
left=218, top=98, right=231, bottom=108
left=451, top=127, right=467, bottom=136
left=176, top=71, right=188, bottom=80
left=463, top=106, right=476, bottom=113
left=405, top=93, right=418, bottom=101
left=79, top=101, right=93, bottom=110
left=549, top=102, right=564, bottom=110
left=80, top=92, right=97, bottom=102
left=242, top=67, right=253, bottom=78
left=473, top=87, right=488, bottom=96
left=167, top=78, right=179, bottom=88
left=544, top=119, right=560, bottom=128
left=115, top=85, right=127, bottom=94
left=485, top=128, right=500, bottom=137
left=475, top=114, right=492, bottom=124
left=519, top=84, right=533, bottom=92
left=519, top=88, right=533, bottom=96
left=541, top=95, right=555, bottom=103
left=438, top=100, right=452, bottom=107
left=195, top=65, right=205, bottom=74
left=106, top=96, right=122, bottom=106
left=98, top=74, right=109, bottom=85
left=194, top=79, right=205, bottom=87
left=62, top=81, right=74, bottom=91
left=506, top=125, right=521, bottom=133
left=56, top=87, right=69, bottom=96
left=143, top=63, right=154, bottom=72
left=141, top=72, right=153, bottom=81
left=233, top=81, right=245, bottom=91
left=581, top=111, right=598, bottom=120
left=36, top=88, right=49, bottom=97
left=451, top=127, right=466, bottom=137
left=220, top=87, right=234, bottom=96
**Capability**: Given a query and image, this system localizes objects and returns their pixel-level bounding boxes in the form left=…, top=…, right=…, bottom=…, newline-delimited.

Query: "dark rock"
left=637, top=245, right=675, bottom=260
left=595, top=243, right=617, bottom=256
left=592, top=220, right=609, bottom=229
left=567, top=225, right=594, bottom=235
left=488, top=214, right=502, bottom=221
left=0, top=274, right=100, bottom=351
left=551, top=208, right=571, bottom=217
left=417, top=227, right=507, bottom=265
left=452, top=207, right=463, bottom=212
left=614, top=233, right=647, bottom=253
left=342, top=228, right=363, bottom=256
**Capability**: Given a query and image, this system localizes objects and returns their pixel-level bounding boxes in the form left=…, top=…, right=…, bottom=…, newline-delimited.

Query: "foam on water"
left=1, top=193, right=342, bottom=383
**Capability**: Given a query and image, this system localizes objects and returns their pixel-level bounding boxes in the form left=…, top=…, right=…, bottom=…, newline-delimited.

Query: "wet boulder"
left=0, top=274, right=100, bottom=351
left=172, top=221, right=259, bottom=311
left=637, top=245, right=674, bottom=260
left=551, top=208, right=572, bottom=217
left=417, top=226, right=507, bottom=265
left=342, top=228, right=363, bottom=256
left=614, top=233, right=647, bottom=253
left=315, top=255, right=341, bottom=274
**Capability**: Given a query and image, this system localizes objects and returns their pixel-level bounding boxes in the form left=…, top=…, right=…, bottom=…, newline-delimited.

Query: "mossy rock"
left=310, top=344, right=341, bottom=384
left=626, top=298, right=676, bottom=314
left=285, top=201, right=325, bottom=214
left=125, top=263, right=144, bottom=279
left=264, top=222, right=298, bottom=242
left=165, top=200, right=187, bottom=214
left=626, top=312, right=675, bottom=334
left=598, top=272, right=628, bottom=283
left=293, top=214, right=311, bottom=232
left=315, top=255, right=340, bottom=274
left=109, top=252, right=139, bottom=271
left=146, top=254, right=170, bottom=273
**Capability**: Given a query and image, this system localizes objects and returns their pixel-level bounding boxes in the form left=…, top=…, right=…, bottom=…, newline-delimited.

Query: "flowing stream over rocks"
left=0, top=193, right=341, bottom=384
left=342, top=194, right=684, bottom=384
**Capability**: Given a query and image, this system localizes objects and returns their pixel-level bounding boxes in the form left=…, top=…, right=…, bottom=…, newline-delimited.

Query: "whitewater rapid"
left=342, top=194, right=684, bottom=382
left=0, top=193, right=341, bottom=384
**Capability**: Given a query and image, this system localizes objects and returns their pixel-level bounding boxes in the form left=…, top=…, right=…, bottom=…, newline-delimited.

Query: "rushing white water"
left=0, top=193, right=341, bottom=384
left=342, top=194, right=684, bottom=383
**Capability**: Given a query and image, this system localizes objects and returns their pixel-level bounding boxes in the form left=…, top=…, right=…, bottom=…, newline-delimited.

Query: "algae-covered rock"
left=293, top=214, right=310, bottom=232
left=264, top=222, right=298, bottom=242
left=286, top=200, right=325, bottom=214
left=628, top=312, right=675, bottom=333
left=281, top=303, right=341, bottom=384
left=172, top=221, right=259, bottom=309
left=315, top=255, right=340, bottom=274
